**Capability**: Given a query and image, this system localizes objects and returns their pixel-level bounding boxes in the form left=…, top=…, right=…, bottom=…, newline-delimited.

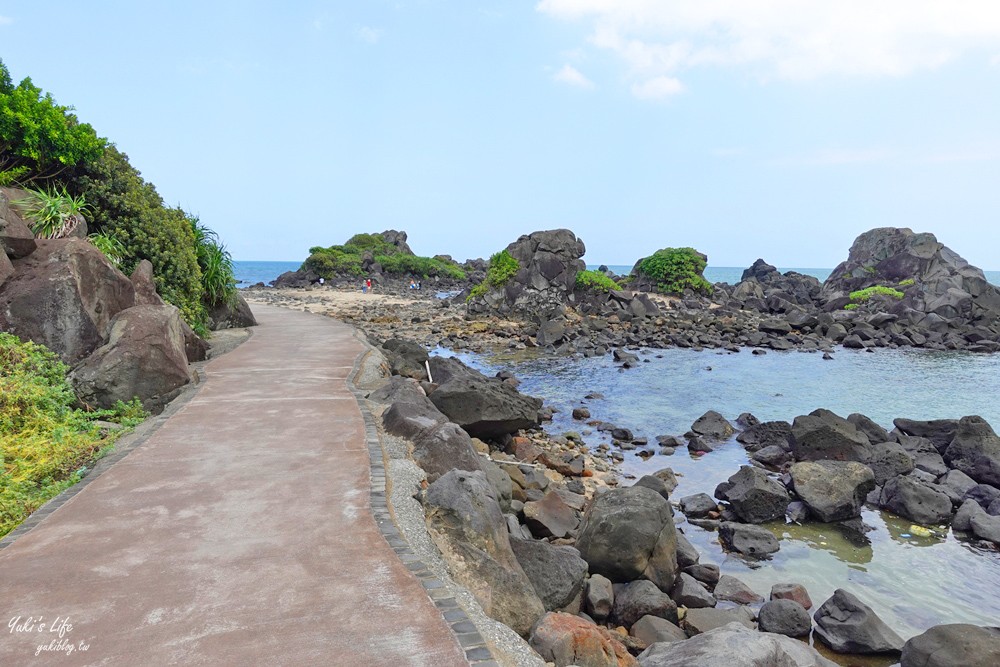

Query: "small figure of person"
left=362, top=279, right=368, bottom=294
left=409, top=279, right=416, bottom=290
left=366, top=278, right=373, bottom=293
left=318, top=277, right=325, bottom=286
left=417, top=280, right=422, bottom=290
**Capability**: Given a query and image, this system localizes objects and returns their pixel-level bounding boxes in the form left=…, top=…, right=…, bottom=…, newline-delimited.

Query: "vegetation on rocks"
left=576, top=269, right=621, bottom=293
left=1, top=59, right=237, bottom=333
left=469, top=249, right=520, bottom=300
left=0, top=333, right=145, bottom=537
left=12, top=185, right=90, bottom=238
left=304, top=232, right=466, bottom=281
left=638, top=247, right=713, bottom=295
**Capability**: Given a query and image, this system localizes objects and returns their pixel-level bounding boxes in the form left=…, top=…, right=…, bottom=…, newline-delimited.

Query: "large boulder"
left=70, top=305, right=194, bottom=413
left=867, top=442, right=916, bottom=486
left=206, top=293, right=257, bottom=330
left=524, top=491, right=579, bottom=539
left=381, top=398, right=448, bottom=441
left=428, top=363, right=541, bottom=439
left=130, top=259, right=166, bottom=306
left=790, top=460, right=875, bottom=522
left=736, top=421, right=793, bottom=452
left=791, top=409, right=872, bottom=463
left=576, top=485, right=679, bottom=591
left=691, top=411, right=734, bottom=440
left=813, top=589, right=905, bottom=654
left=894, top=418, right=959, bottom=454
left=381, top=338, right=430, bottom=380
left=757, top=599, right=812, bottom=638
left=901, top=624, right=1000, bottom=667
left=424, top=470, right=544, bottom=636
left=510, top=538, right=588, bottom=613
left=0, top=239, right=135, bottom=363
left=944, top=416, right=1000, bottom=487
left=530, top=612, right=638, bottom=667
left=723, top=466, right=790, bottom=524
left=638, top=622, right=837, bottom=667
left=467, top=229, right=586, bottom=320
left=822, top=227, right=1000, bottom=325
left=879, top=474, right=953, bottom=525
left=410, top=421, right=484, bottom=483
left=718, top=522, right=779, bottom=558
left=0, top=189, right=37, bottom=259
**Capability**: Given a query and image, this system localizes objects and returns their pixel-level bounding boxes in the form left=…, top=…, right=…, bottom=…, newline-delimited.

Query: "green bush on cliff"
left=191, top=216, right=238, bottom=308
left=0, top=333, right=145, bottom=537
left=68, top=146, right=208, bottom=328
left=638, top=247, right=712, bottom=295
left=0, top=58, right=106, bottom=184
left=303, top=235, right=466, bottom=280
left=576, top=270, right=621, bottom=293
left=468, top=250, right=520, bottom=300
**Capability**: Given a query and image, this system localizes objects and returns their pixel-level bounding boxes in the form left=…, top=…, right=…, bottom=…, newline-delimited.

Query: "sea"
left=233, top=260, right=1000, bottom=289
left=238, top=257, right=1000, bottom=661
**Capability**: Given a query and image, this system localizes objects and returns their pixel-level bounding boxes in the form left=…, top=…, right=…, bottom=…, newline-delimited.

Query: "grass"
left=468, top=249, right=520, bottom=300
left=0, top=333, right=146, bottom=537
left=849, top=285, right=905, bottom=302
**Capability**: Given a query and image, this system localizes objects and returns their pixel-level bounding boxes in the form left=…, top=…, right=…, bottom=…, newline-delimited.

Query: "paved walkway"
left=0, top=305, right=468, bottom=666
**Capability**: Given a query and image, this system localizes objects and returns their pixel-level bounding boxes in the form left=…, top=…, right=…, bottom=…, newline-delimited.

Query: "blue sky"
left=2, top=1, right=999, bottom=268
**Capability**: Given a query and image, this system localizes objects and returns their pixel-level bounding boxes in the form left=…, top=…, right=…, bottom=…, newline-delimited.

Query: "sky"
left=1, top=1, right=999, bottom=268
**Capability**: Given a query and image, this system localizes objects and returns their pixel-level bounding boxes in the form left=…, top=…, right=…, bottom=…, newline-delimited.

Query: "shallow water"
left=439, top=345, right=1000, bottom=658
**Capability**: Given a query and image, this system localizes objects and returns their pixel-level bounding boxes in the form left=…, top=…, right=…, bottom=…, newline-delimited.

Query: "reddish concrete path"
left=0, top=305, right=468, bottom=666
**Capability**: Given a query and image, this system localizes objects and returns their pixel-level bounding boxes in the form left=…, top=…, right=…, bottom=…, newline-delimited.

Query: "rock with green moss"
left=631, top=247, right=713, bottom=296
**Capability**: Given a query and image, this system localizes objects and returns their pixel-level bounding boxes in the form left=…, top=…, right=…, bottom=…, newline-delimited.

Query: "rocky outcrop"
left=823, top=227, right=1000, bottom=327
left=901, top=624, right=1000, bottom=667
left=424, top=470, right=545, bottom=636
left=381, top=338, right=430, bottom=380
left=790, top=461, right=875, bottom=522
left=70, top=305, right=194, bottom=413
left=467, top=229, right=586, bottom=320
left=0, top=239, right=135, bottom=363
left=576, top=485, right=679, bottom=591
left=130, top=260, right=165, bottom=306
left=813, top=589, right=904, bottom=654
left=638, top=622, right=837, bottom=667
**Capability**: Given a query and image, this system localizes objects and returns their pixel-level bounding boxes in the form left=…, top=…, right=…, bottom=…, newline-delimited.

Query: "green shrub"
left=303, top=246, right=365, bottom=277
left=0, top=333, right=146, bottom=537
left=844, top=303, right=859, bottom=310
left=637, top=247, right=712, bottom=295
left=898, top=278, right=915, bottom=287
left=576, top=269, right=621, bottom=293
left=467, top=250, right=521, bottom=301
left=377, top=253, right=465, bottom=279
left=68, top=147, right=207, bottom=328
left=849, top=285, right=905, bottom=302
left=0, top=59, right=106, bottom=183
left=0, top=166, right=29, bottom=186
left=87, top=232, right=126, bottom=267
left=343, top=233, right=398, bottom=255
left=190, top=215, right=237, bottom=308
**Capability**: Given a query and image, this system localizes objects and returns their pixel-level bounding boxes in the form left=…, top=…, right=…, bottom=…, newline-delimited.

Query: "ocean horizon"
left=233, top=260, right=1000, bottom=289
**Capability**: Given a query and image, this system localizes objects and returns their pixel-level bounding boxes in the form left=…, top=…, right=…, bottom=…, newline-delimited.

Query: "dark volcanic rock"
left=790, top=461, right=875, bottom=522
left=867, top=442, right=916, bottom=486
left=713, top=574, right=763, bottom=605
left=718, top=522, right=779, bottom=558
left=429, top=365, right=541, bottom=439
left=381, top=338, right=430, bottom=380
left=671, top=572, right=716, bottom=609
left=206, top=293, right=257, bottom=330
left=0, top=190, right=37, bottom=259
left=524, top=491, right=579, bottom=539
left=901, top=624, right=1000, bottom=667
left=410, top=421, right=484, bottom=482
left=630, top=615, right=687, bottom=646
left=639, top=622, right=836, bottom=667
left=585, top=574, right=614, bottom=621
left=691, top=410, right=734, bottom=439
left=736, top=421, right=794, bottom=452
left=724, top=466, right=790, bottom=524
left=879, top=474, right=954, bottom=525
left=894, top=418, right=959, bottom=453
left=944, top=416, right=1000, bottom=487
left=681, top=608, right=756, bottom=636
left=813, top=589, right=905, bottom=654
left=791, top=409, right=872, bottom=462
left=758, top=599, right=812, bottom=637
left=612, top=579, right=678, bottom=627
left=576, top=485, right=679, bottom=591
left=510, top=538, right=588, bottom=612
left=70, top=305, right=193, bottom=414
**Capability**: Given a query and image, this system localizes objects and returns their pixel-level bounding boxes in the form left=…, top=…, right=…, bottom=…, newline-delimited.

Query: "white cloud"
left=768, top=148, right=893, bottom=166
left=631, top=75, right=684, bottom=99
left=553, top=64, right=595, bottom=89
left=537, top=0, right=1000, bottom=88
left=356, top=26, right=383, bottom=44
left=0, top=15, right=13, bottom=26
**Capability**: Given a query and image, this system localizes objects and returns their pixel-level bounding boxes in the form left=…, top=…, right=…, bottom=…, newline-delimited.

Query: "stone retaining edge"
left=345, top=332, right=502, bottom=667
